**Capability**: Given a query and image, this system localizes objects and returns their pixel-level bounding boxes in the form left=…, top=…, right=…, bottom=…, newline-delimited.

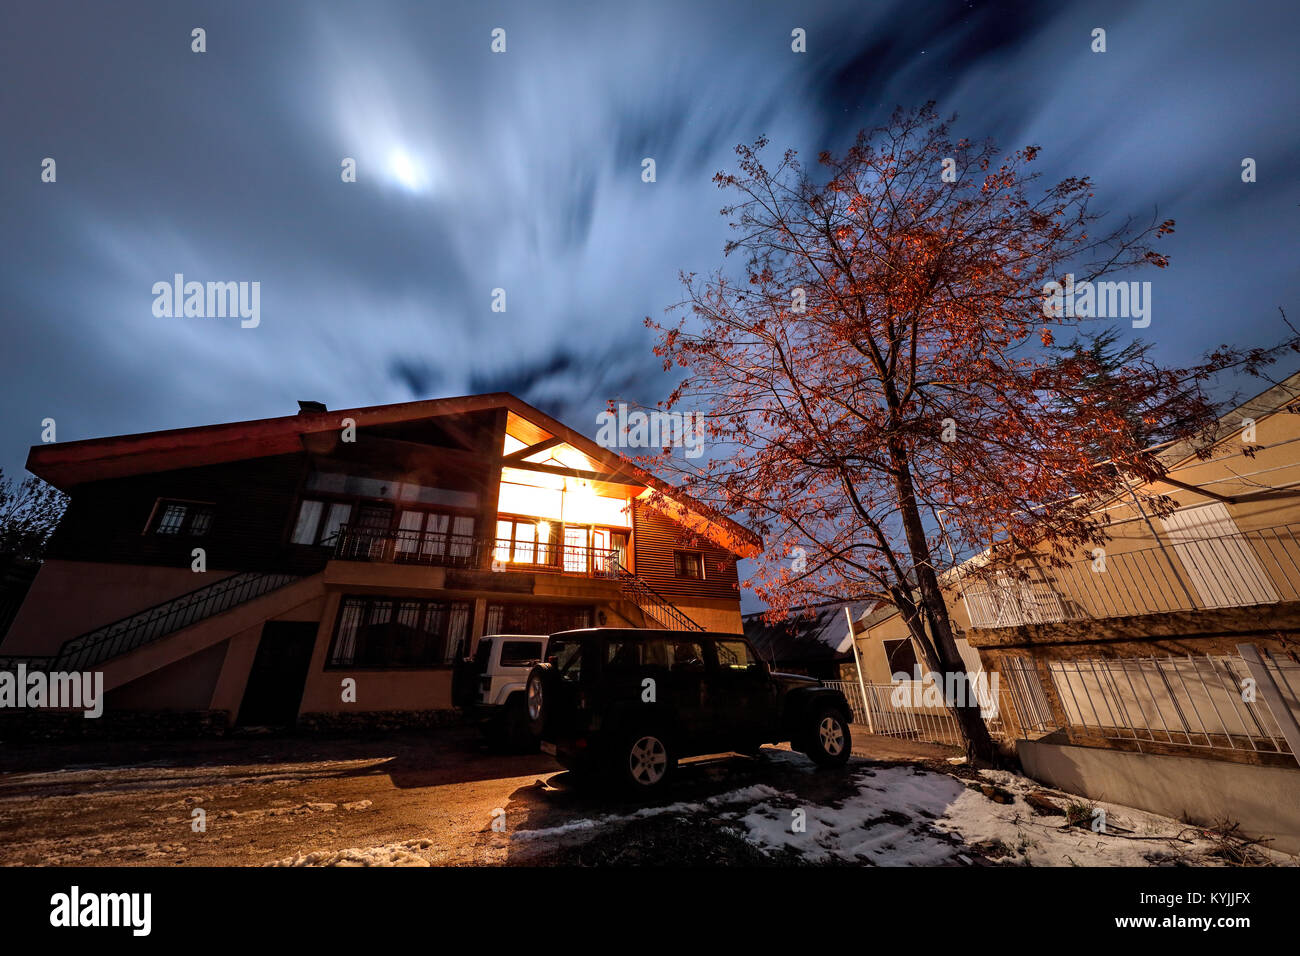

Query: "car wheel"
left=616, top=730, right=675, bottom=792
left=806, top=706, right=851, bottom=768
left=525, top=667, right=549, bottom=737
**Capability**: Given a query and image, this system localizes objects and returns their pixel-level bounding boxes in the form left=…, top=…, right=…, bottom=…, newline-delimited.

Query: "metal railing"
left=998, top=656, right=1058, bottom=737
left=492, top=541, right=621, bottom=579
left=332, top=526, right=481, bottom=567
left=1044, top=653, right=1297, bottom=757
left=960, top=523, right=1300, bottom=628
left=614, top=565, right=705, bottom=631
left=825, top=678, right=1007, bottom=747
left=0, top=571, right=301, bottom=673
left=331, top=526, right=628, bottom=581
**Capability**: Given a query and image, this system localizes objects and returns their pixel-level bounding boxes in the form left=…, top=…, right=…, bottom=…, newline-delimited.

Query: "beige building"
left=847, top=371, right=1300, bottom=853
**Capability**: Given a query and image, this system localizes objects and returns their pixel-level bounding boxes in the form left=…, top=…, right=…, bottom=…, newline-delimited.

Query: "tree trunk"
left=888, top=446, right=998, bottom=763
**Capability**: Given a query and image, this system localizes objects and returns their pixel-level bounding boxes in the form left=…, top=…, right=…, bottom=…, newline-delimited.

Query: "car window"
left=604, top=639, right=669, bottom=671
left=547, top=638, right=583, bottom=682
left=668, top=641, right=706, bottom=673
left=499, top=641, right=544, bottom=667
left=473, top=639, right=492, bottom=668
left=715, top=640, right=761, bottom=672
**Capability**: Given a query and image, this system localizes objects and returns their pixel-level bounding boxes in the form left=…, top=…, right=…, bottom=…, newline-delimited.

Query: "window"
left=328, top=595, right=471, bottom=668
left=150, top=500, right=215, bottom=537
left=544, top=636, right=584, bottom=682
left=499, top=641, right=545, bottom=667
left=292, top=499, right=353, bottom=546
left=605, top=639, right=669, bottom=672
left=715, top=640, right=760, bottom=672
left=883, top=639, right=920, bottom=681
left=673, top=550, right=705, bottom=579
left=668, top=640, right=706, bottom=673
left=496, top=518, right=557, bottom=567
left=484, top=602, right=593, bottom=635
left=297, top=493, right=474, bottom=564
left=395, top=510, right=475, bottom=560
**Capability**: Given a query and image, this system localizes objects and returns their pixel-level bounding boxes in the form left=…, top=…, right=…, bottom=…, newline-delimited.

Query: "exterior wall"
left=2, top=559, right=234, bottom=656
left=1018, top=738, right=1300, bottom=856
left=854, top=605, right=987, bottom=684
left=297, top=591, right=451, bottom=714
left=672, top=598, right=743, bottom=634
left=46, top=453, right=311, bottom=573
left=106, top=640, right=231, bottom=711
left=632, top=502, right=741, bottom=602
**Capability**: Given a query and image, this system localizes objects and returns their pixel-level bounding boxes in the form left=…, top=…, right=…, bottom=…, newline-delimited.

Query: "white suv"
left=467, top=634, right=549, bottom=750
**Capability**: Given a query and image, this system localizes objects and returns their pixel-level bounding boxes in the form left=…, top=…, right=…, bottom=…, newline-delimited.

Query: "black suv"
left=525, top=628, right=853, bottom=792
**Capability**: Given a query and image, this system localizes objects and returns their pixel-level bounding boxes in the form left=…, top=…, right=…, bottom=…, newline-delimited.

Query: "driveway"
left=0, top=730, right=1285, bottom=866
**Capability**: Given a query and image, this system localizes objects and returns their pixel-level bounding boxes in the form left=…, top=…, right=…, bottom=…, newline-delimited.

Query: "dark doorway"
left=236, top=622, right=319, bottom=726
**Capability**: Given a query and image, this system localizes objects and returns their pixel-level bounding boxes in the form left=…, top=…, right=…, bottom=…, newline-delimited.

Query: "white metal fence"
left=1045, top=653, right=1298, bottom=757
left=826, top=647, right=1300, bottom=763
left=825, top=679, right=982, bottom=748
left=960, top=523, right=1300, bottom=628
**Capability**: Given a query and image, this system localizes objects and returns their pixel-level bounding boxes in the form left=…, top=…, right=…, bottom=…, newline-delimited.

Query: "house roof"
left=25, top=392, right=762, bottom=556
left=742, top=600, right=874, bottom=663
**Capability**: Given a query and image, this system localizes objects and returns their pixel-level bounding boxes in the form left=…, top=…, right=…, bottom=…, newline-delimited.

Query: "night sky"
left=3, top=0, right=1297, bottom=503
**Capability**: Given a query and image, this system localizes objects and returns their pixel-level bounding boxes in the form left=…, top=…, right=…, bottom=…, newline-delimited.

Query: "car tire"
left=525, top=665, right=551, bottom=737
left=612, top=729, right=675, bottom=793
left=805, top=705, right=851, bottom=768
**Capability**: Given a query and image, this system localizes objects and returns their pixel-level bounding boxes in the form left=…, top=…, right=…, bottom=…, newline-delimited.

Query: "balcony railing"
left=330, top=526, right=622, bottom=579
left=490, top=540, right=621, bottom=579
left=332, top=526, right=482, bottom=567
left=960, top=523, right=1300, bottom=629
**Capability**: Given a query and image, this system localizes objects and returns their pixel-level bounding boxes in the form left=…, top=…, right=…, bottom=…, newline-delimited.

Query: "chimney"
left=297, top=400, right=327, bottom=414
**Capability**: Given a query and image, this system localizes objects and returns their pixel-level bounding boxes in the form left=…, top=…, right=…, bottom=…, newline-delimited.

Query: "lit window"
left=673, top=550, right=704, bottom=579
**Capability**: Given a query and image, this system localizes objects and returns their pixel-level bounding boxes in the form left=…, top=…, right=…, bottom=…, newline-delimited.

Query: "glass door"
left=563, top=527, right=588, bottom=573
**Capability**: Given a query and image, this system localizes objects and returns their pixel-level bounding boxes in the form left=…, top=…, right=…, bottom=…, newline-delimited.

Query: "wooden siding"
left=46, top=453, right=315, bottom=574
left=632, top=501, right=740, bottom=601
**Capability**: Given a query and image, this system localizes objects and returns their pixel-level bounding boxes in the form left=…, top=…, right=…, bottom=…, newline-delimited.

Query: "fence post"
left=845, top=606, right=873, bottom=733
left=1236, top=644, right=1300, bottom=767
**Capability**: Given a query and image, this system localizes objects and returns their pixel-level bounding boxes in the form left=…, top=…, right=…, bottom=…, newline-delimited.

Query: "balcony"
left=960, top=523, right=1300, bottom=629
left=330, top=525, right=620, bottom=579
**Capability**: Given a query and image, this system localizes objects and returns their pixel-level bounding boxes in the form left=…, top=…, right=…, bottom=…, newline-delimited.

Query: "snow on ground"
left=240, top=749, right=1292, bottom=867
left=269, top=839, right=435, bottom=867
left=509, top=784, right=786, bottom=842
left=504, top=757, right=1294, bottom=867
left=730, top=765, right=1240, bottom=866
